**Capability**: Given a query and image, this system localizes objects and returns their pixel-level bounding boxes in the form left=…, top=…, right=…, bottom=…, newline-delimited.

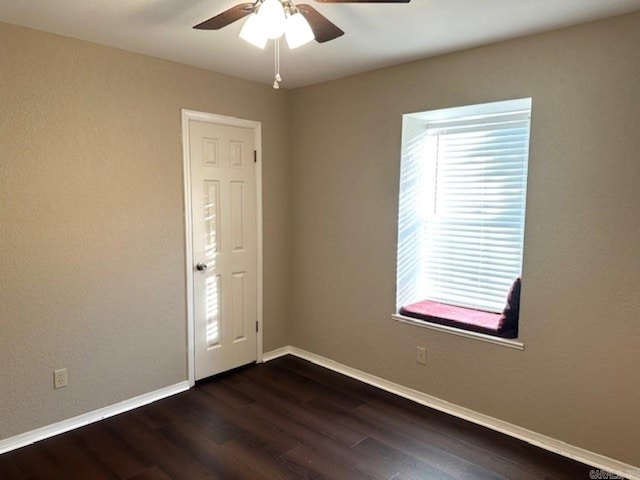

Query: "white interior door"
left=189, top=119, right=258, bottom=380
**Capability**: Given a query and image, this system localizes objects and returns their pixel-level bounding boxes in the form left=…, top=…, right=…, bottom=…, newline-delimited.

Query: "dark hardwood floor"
left=0, top=355, right=597, bottom=479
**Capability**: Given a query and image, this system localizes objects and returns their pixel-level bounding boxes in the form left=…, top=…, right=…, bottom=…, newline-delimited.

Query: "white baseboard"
left=0, top=381, right=189, bottom=455
left=261, top=345, right=292, bottom=362
left=262, top=345, right=639, bottom=480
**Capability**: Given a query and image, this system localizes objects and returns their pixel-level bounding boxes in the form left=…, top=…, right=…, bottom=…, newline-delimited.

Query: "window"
left=396, top=98, right=531, bottom=339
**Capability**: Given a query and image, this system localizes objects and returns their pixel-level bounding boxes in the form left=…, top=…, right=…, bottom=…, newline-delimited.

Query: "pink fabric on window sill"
left=399, top=300, right=517, bottom=339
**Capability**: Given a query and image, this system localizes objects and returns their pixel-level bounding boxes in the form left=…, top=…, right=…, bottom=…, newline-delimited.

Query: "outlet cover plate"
left=417, top=346, right=427, bottom=365
left=54, top=369, right=68, bottom=389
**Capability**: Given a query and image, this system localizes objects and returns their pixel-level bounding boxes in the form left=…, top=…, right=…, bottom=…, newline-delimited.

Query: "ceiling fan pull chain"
left=276, top=37, right=282, bottom=82
left=273, top=37, right=281, bottom=89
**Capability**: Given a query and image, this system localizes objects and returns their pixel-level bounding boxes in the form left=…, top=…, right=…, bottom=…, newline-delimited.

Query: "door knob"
left=196, top=262, right=208, bottom=272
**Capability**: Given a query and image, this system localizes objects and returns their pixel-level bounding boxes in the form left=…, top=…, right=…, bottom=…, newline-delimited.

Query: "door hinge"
left=256, top=321, right=259, bottom=332
left=254, top=150, right=257, bottom=163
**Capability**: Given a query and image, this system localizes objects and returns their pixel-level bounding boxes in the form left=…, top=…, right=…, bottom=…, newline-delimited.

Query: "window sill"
left=391, top=313, right=525, bottom=350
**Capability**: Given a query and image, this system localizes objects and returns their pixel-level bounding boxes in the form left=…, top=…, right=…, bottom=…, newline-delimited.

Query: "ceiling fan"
left=194, top=0, right=410, bottom=87
left=194, top=0, right=411, bottom=44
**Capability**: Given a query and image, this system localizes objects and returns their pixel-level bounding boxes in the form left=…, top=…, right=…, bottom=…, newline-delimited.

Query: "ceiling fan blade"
left=193, top=3, right=255, bottom=30
left=315, top=0, right=410, bottom=2
left=297, top=4, right=345, bottom=43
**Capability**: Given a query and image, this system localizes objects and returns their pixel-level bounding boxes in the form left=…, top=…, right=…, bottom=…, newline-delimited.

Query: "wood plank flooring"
left=0, top=355, right=598, bottom=479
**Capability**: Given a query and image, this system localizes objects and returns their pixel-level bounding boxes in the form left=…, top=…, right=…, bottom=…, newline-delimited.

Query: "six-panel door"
left=189, top=120, right=258, bottom=380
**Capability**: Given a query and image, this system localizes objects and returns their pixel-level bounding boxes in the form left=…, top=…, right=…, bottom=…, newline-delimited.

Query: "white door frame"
left=181, top=109, right=263, bottom=387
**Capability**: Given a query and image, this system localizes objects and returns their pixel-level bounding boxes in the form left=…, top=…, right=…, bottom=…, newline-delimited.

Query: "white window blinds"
left=397, top=100, right=531, bottom=313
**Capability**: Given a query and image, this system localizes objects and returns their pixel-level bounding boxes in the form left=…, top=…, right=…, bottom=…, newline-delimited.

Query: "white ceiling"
left=2, top=0, right=639, bottom=88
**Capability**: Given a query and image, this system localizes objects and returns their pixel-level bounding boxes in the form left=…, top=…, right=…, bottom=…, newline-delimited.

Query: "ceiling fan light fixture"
left=256, top=0, right=286, bottom=39
left=284, top=11, right=314, bottom=49
left=239, top=13, right=268, bottom=49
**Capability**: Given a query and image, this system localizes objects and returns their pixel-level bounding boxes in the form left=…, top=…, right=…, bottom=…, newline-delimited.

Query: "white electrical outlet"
left=54, top=368, right=68, bottom=389
left=417, top=346, right=427, bottom=365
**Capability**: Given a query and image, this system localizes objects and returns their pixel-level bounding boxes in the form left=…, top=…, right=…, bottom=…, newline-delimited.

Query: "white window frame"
left=392, top=98, right=531, bottom=349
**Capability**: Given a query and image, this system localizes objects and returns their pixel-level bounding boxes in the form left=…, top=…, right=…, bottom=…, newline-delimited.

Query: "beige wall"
left=290, top=12, right=640, bottom=466
left=0, top=22, right=290, bottom=439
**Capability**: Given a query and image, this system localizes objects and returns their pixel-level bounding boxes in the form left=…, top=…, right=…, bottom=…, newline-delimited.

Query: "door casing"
left=181, top=109, right=263, bottom=387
